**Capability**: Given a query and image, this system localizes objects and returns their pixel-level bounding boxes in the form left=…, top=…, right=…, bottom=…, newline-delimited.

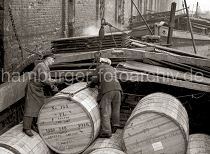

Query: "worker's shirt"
left=92, top=63, right=122, bottom=100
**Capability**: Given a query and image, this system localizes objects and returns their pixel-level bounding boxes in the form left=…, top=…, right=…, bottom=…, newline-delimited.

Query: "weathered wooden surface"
left=0, top=73, right=29, bottom=112
left=38, top=82, right=100, bottom=154
left=52, top=31, right=129, bottom=53
left=83, top=129, right=125, bottom=154
left=123, top=92, right=189, bottom=154
left=118, top=61, right=210, bottom=85
left=117, top=69, right=210, bottom=92
left=51, top=67, right=210, bottom=92
left=54, top=48, right=210, bottom=71
left=0, top=124, right=52, bottom=154
left=187, top=134, right=210, bottom=154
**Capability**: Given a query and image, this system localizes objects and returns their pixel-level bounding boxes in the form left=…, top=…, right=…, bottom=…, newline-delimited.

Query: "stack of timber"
left=130, top=11, right=172, bottom=29
left=52, top=46, right=210, bottom=93
left=38, top=82, right=100, bottom=154
left=187, top=134, right=210, bottom=154
left=83, top=129, right=125, bottom=154
left=123, top=92, right=189, bottom=154
left=0, top=124, right=52, bottom=154
left=52, top=32, right=129, bottom=54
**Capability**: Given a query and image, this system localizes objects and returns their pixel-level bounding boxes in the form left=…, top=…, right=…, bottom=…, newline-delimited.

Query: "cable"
left=109, top=26, right=117, bottom=47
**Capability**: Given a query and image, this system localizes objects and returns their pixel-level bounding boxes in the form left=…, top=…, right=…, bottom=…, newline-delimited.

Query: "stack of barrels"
left=1, top=82, right=210, bottom=154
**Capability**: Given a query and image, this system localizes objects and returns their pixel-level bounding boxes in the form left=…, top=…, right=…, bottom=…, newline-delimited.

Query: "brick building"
left=0, top=0, right=182, bottom=82
left=0, top=0, right=64, bottom=79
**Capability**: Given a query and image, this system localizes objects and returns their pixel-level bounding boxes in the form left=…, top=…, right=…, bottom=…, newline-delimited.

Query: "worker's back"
left=96, top=63, right=122, bottom=95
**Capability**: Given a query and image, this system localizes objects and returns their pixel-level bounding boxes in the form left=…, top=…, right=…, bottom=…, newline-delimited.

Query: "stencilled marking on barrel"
left=78, top=122, right=91, bottom=129
left=152, top=141, right=163, bottom=151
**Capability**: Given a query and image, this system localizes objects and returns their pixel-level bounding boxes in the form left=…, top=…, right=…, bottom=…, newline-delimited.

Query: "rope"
left=109, top=26, right=117, bottom=47
left=8, top=4, right=46, bottom=61
left=8, top=4, right=24, bottom=60
left=100, top=0, right=105, bottom=20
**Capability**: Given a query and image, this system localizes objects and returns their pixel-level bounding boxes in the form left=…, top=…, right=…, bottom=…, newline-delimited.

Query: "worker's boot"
left=32, top=117, right=39, bottom=133
left=23, top=116, right=34, bottom=137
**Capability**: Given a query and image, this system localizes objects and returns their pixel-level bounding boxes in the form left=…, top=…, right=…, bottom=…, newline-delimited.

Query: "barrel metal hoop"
left=124, top=110, right=188, bottom=154
left=0, top=143, right=21, bottom=154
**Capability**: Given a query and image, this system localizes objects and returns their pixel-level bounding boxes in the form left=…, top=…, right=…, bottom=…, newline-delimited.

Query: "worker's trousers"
left=99, top=90, right=121, bottom=136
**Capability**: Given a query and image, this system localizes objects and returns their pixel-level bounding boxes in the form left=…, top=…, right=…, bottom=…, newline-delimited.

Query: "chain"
left=100, top=0, right=105, bottom=20
left=109, top=26, right=117, bottom=47
left=8, top=4, right=24, bottom=60
left=121, top=0, right=125, bottom=25
left=8, top=4, right=45, bottom=62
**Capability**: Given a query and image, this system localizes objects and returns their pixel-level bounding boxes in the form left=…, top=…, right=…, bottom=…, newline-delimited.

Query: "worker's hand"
left=87, top=82, right=95, bottom=88
left=59, top=77, right=65, bottom=84
left=51, top=85, right=59, bottom=93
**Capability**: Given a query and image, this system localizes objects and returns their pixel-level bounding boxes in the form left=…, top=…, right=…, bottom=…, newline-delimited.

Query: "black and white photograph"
left=0, top=0, right=210, bottom=153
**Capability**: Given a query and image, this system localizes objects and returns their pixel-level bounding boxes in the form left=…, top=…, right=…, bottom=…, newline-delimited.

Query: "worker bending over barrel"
left=23, top=54, right=63, bottom=137
left=88, top=58, right=122, bottom=138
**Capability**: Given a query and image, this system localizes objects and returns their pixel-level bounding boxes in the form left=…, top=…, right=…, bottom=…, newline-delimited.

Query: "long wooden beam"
left=119, top=61, right=210, bottom=85
left=117, top=69, right=210, bottom=92
left=51, top=69, right=210, bottom=93
left=54, top=48, right=210, bottom=70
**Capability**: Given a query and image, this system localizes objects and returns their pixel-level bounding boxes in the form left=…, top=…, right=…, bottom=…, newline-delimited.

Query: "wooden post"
left=195, top=2, right=199, bottom=17
left=0, top=1, right=4, bottom=83
left=167, top=2, right=176, bottom=45
left=67, top=0, right=75, bottom=37
left=96, top=0, right=100, bottom=20
left=130, top=0, right=133, bottom=28
left=61, top=0, right=66, bottom=37
left=115, top=0, right=118, bottom=23
left=183, top=0, right=197, bottom=54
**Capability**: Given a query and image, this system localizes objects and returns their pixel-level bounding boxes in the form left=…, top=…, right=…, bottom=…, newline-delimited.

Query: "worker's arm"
left=87, top=67, right=100, bottom=88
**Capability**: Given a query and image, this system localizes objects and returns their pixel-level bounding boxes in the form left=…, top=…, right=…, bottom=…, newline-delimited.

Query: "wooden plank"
left=118, top=61, right=210, bottom=85
left=116, top=69, right=210, bottom=92
left=0, top=73, right=29, bottom=112
left=52, top=31, right=130, bottom=43
left=51, top=62, right=119, bottom=69
left=130, top=39, right=208, bottom=58
left=51, top=69, right=210, bottom=92
left=54, top=48, right=210, bottom=70
left=150, top=59, right=210, bottom=78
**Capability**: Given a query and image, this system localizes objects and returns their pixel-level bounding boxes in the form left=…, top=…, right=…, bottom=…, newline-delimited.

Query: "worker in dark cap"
left=88, top=58, right=122, bottom=138
left=23, top=53, right=63, bottom=137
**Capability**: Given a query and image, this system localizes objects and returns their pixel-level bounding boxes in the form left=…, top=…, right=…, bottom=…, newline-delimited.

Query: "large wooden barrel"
left=38, top=82, right=101, bottom=154
left=89, top=148, right=126, bottom=154
left=0, top=124, right=52, bottom=154
left=187, top=134, right=210, bottom=154
left=83, top=129, right=125, bottom=154
left=123, top=92, right=189, bottom=154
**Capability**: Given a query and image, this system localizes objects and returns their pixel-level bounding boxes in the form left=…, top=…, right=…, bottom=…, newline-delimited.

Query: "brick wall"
left=74, top=0, right=98, bottom=36
left=0, top=0, right=183, bottom=76
left=3, top=0, right=63, bottom=73
left=0, top=0, right=4, bottom=81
